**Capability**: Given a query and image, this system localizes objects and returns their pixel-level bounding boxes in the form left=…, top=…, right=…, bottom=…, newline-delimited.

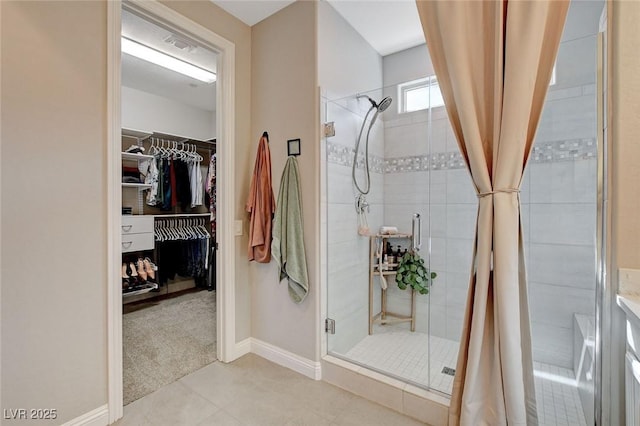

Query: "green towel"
left=271, top=156, right=309, bottom=304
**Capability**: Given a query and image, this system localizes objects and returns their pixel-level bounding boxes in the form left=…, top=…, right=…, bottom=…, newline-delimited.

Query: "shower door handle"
left=412, top=213, right=421, bottom=251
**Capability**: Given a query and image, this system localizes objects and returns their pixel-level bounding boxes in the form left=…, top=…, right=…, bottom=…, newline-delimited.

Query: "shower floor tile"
left=343, top=325, right=587, bottom=426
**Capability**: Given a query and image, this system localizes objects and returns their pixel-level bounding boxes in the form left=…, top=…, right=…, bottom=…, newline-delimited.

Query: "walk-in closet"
left=119, top=5, right=219, bottom=405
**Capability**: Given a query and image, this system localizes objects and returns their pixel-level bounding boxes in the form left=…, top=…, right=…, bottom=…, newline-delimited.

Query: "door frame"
left=107, top=1, right=237, bottom=422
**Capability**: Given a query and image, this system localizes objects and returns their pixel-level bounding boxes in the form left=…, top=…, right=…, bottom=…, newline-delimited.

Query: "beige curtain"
left=415, top=1, right=569, bottom=425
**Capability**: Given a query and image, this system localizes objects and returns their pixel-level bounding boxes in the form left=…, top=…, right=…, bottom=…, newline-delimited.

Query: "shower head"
left=357, top=94, right=393, bottom=113
left=377, top=96, right=392, bottom=112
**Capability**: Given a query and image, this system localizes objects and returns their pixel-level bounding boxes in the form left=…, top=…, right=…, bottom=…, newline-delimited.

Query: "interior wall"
left=610, top=0, right=640, bottom=424
left=611, top=0, right=640, bottom=269
left=318, top=1, right=385, bottom=354
left=1, top=1, right=108, bottom=423
left=122, top=85, right=216, bottom=140
left=160, top=0, right=253, bottom=345
left=250, top=1, right=319, bottom=361
left=382, top=43, right=431, bottom=123
left=1, top=1, right=252, bottom=423
left=317, top=0, right=382, bottom=100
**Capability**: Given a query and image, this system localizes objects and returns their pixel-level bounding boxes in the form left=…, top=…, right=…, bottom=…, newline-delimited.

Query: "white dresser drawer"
left=121, top=232, right=154, bottom=253
left=122, top=215, right=153, bottom=235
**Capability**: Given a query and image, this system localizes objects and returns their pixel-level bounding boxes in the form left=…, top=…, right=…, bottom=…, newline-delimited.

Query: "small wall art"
left=287, top=138, right=301, bottom=156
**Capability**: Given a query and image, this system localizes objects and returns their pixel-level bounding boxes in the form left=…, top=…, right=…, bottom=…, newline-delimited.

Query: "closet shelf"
left=123, top=282, right=158, bottom=297
left=122, top=128, right=216, bottom=148
left=122, top=152, right=154, bottom=161
left=122, top=183, right=152, bottom=189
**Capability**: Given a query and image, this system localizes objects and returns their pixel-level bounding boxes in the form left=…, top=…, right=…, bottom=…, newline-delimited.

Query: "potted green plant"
left=395, top=251, right=436, bottom=295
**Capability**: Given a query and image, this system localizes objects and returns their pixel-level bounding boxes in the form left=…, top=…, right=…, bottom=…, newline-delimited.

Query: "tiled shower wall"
left=525, top=31, right=598, bottom=368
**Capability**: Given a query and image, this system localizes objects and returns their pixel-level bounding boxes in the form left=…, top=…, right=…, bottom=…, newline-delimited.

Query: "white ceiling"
left=210, top=0, right=424, bottom=57
left=326, top=1, right=424, bottom=56
left=212, top=0, right=296, bottom=26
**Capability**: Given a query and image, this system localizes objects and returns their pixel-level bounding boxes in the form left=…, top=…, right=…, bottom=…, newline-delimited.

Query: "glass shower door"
left=324, top=87, right=433, bottom=389
left=324, top=91, right=389, bottom=360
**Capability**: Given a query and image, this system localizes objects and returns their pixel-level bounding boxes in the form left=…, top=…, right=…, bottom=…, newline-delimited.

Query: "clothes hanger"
left=157, top=219, right=164, bottom=242
left=188, top=220, right=196, bottom=240
left=181, top=218, right=191, bottom=240
left=149, top=138, right=158, bottom=156
left=174, top=219, right=184, bottom=240
left=158, top=140, right=167, bottom=158
left=173, top=141, right=180, bottom=160
left=191, top=144, right=201, bottom=163
left=165, top=220, right=174, bottom=241
left=154, top=219, right=162, bottom=242
left=160, top=219, right=169, bottom=242
left=196, top=219, right=207, bottom=239
left=159, top=219, right=168, bottom=241
left=177, top=142, right=185, bottom=161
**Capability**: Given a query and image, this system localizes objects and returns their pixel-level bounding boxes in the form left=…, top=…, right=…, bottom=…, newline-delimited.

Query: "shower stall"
left=322, top=2, right=604, bottom=424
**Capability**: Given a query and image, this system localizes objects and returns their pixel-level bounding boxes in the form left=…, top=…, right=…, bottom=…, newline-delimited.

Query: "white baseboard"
left=234, top=337, right=252, bottom=359
left=61, top=405, right=109, bottom=426
left=250, top=338, right=321, bottom=380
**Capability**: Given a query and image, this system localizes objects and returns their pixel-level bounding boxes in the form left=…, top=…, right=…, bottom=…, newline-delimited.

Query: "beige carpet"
left=123, top=290, right=216, bottom=405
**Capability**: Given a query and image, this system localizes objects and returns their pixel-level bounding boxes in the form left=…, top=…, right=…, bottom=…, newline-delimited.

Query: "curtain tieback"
left=477, top=188, right=520, bottom=198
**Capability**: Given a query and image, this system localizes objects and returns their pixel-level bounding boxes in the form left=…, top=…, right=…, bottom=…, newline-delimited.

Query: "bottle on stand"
left=386, top=242, right=395, bottom=265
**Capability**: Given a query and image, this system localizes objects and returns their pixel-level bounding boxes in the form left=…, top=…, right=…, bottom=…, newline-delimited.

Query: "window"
left=398, top=76, right=444, bottom=114
left=399, top=64, right=556, bottom=114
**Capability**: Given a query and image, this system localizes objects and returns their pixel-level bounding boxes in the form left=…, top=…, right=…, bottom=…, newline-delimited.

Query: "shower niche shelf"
left=368, top=234, right=416, bottom=335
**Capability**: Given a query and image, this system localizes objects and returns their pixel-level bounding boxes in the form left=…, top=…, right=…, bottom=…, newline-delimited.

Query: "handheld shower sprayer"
left=352, top=94, right=393, bottom=196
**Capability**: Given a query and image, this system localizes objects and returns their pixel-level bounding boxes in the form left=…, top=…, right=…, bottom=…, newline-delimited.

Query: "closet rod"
left=150, top=133, right=216, bottom=147
left=152, top=213, right=210, bottom=218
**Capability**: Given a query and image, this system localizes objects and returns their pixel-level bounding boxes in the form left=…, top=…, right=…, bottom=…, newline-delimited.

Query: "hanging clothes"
left=155, top=156, right=165, bottom=207
left=144, top=141, right=209, bottom=212
left=143, top=155, right=159, bottom=206
left=154, top=217, right=211, bottom=288
left=162, top=159, right=172, bottom=211
left=207, top=153, right=217, bottom=235
left=156, top=239, right=210, bottom=287
left=169, top=158, right=177, bottom=208
left=174, top=159, right=191, bottom=210
left=246, top=133, right=275, bottom=263
left=272, top=156, right=309, bottom=304
left=189, top=159, right=204, bottom=208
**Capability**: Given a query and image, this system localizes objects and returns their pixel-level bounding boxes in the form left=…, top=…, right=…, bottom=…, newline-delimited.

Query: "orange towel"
left=246, top=134, right=276, bottom=262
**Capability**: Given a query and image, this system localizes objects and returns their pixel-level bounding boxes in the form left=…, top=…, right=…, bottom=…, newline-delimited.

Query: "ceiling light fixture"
left=121, top=37, right=216, bottom=84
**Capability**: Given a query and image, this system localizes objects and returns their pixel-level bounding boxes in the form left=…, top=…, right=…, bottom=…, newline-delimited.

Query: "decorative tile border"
left=326, top=141, right=385, bottom=174
left=385, top=152, right=466, bottom=173
left=530, top=138, right=597, bottom=163
left=326, top=138, right=597, bottom=174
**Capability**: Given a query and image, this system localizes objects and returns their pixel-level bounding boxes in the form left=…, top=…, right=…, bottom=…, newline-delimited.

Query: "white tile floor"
left=534, top=362, right=587, bottom=426
left=344, top=325, right=587, bottom=426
